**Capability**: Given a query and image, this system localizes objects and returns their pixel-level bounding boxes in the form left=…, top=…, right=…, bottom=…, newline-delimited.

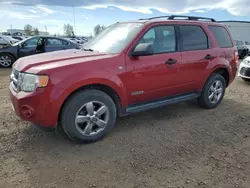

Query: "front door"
left=126, top=25, right=182, bottom=104
left=18, top=37, right=40, bottom=58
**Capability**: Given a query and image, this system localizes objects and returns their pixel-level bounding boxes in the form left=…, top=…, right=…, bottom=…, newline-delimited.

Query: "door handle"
left=205, top=54, right=214, bottom=60
left=165, top=58, right=177, bottom=64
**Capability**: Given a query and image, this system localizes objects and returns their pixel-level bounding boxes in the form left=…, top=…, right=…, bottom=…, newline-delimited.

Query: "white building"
left=218, top=21, right=250, bottom=42
left=6, top=29, right=49, bottom=36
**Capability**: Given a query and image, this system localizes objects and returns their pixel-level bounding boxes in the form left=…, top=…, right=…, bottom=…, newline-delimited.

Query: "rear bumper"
left=9, top=85, right=59, bottom=128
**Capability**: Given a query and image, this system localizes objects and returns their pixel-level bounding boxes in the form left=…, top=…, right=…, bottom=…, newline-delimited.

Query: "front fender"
left=49, top=68, right=127, bottom=120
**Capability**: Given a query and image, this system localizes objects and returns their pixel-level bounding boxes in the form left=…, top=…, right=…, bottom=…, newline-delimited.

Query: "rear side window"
left=208, top=26, right=233, bottom=48
left=180, top=25, right=209, bottom=51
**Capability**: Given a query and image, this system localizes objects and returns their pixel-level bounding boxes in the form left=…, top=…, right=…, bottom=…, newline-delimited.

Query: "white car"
left=0, top=35, right=10, bottom=45
left=238, top=57, right=250, bottom=82
left=0, top=35, right=19, bottom=45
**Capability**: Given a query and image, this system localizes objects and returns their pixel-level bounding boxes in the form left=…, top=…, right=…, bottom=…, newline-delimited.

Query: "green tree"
left=64, top=24, right=74, bottom=37
left=94, top=24, right=106, bottom=36
left=33, top=28, right=39, bottom=35
left=24, top=24, right=33, bottom=36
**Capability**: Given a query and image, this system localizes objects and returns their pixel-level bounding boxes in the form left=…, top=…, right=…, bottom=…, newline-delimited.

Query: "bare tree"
left=94, top=24, right=106, bottom=36
left=33, top=28, right=39, bottom=35
left=24, top=24, right=33, bottom=36
left=64, top=24, right=74, bottom=37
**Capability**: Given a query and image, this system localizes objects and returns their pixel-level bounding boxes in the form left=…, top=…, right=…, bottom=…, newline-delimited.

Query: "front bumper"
left=9, top=85, right=59, bottom=128
left=238, top=61, right=250, bottom=79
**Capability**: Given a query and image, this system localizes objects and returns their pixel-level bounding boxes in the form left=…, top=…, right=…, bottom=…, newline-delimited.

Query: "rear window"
left=208, top=26, right=233, bottom=48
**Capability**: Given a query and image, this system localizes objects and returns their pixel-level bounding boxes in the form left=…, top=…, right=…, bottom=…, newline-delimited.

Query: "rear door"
left=177, top=24, right=216, bottom=92
left=125, top=25, right=182, bottom=104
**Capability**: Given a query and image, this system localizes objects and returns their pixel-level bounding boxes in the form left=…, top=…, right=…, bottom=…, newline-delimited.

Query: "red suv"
left=9, top=15, right=238, bottom=142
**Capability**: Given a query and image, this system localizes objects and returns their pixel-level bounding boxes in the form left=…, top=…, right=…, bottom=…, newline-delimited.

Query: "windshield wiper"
left=82, top=48, right=95, bottom=52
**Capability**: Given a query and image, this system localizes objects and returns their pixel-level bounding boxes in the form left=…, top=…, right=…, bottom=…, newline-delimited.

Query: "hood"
left=13, top=49, right=114, bottom=73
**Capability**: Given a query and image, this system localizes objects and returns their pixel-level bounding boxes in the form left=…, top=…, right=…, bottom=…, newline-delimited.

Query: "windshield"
left=83, top=22, right=143, bottom=53
left=11, top=36, right=32, bottom=46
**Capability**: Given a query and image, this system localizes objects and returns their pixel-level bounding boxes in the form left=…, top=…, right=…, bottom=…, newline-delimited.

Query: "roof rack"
left=139, top=15, right=216, bottom=22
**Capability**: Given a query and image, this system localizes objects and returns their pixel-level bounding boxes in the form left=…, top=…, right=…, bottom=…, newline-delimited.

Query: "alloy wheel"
left=208, top=80, right=223, bottom=104
left=0, top=55, right=12, bottom=67
left=75, top=101, right=110, bottom=136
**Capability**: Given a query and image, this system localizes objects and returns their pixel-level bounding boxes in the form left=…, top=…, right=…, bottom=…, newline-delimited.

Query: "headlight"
left=18, top=73, right=49, bottom=92
left=243, top=59, right=250, bottom=65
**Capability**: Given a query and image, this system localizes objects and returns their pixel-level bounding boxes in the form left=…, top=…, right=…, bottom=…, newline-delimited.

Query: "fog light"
left=21, top=105, right=34, bottom=118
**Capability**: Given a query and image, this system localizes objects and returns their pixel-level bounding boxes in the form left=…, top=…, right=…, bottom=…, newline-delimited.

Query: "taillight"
left=234, top=50, right=239, bottom=64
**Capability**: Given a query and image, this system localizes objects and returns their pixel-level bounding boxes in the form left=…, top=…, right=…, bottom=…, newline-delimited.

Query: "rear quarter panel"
left=198, top=23, right=237, bottom=88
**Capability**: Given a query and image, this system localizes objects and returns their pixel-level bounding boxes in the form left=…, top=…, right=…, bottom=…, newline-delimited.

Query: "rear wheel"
left=61, top=89, right=117, bottom=143
left=242, top=77, right=250, bottom=82
left=0, top=53, right=15, bottom=68
left=198, top=73, right=226, bottom=109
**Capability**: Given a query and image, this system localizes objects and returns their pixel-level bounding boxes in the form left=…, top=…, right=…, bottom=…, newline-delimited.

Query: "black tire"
left=198, top=73, right=226, bottom=109
left=0, top=53, right=15, bottom=68
left=61, top=89, right=117, bottom=143
left=242, top=77, right=250, bottom=82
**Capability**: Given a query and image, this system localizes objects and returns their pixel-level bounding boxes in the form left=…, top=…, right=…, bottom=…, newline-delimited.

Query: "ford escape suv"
left=9, top=15, right=238, bottom=143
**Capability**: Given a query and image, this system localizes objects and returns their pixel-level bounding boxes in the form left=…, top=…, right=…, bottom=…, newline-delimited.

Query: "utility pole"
left=45, top=25, right=47, bottom=36
left=72, top=6, right=76, bottom=36
left=10, top=25, right=12, bottom=35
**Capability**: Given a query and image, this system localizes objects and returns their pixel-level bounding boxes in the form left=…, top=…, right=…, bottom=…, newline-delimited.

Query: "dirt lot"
left=1, top=68, right=250, bottom=188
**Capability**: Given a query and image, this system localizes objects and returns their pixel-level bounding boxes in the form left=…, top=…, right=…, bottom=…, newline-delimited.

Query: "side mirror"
left=131, top=43, right=153, bottom=57
left=20, top=42, right=27, bottom=48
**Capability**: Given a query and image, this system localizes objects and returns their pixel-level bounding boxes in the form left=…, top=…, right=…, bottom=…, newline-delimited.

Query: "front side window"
left=140, top=29, right=156, bottom=44
left=137, top=25, right=176, bottom=54
left=24, top=37, right=40, bottom=48
left=83, top=23, right=143, bottom=53
left=180, top=25, right=209, bottom=51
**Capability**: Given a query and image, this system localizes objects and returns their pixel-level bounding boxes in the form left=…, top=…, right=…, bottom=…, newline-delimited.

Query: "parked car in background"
left=9, top=15, right=237, bottom=143
left=234, top=40, right=249, bottom=59
left=238, top=56, right=250, bottom=82
left=0, top=35, right=19, bottom=46
left=243, top=41, right=250, bottom=54
left=67, top=37, right=85, bottom=45
left=12, top=36, right=26, bottom=41
left=0, top=36, right=80, bottom=67
left=0, top=35, right=11, bottom=46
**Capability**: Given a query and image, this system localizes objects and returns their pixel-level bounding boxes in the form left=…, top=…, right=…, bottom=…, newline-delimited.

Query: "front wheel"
left=61, top=89, right=117, bottom=143
left=0, top=53, right=15, bottom=68
left=198, top=73, right=226, bottom=109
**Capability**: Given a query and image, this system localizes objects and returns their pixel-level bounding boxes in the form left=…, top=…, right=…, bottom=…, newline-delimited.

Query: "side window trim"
left=178, top=24, right=211, bottom=52
left=129, top=24, right=179, bottom=56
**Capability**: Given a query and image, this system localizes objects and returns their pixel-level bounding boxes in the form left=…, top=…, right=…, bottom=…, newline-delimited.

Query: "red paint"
left=10, top=19, right=237, bottom=128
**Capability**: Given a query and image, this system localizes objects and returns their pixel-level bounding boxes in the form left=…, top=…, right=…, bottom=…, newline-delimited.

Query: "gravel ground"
left=1, top=67, right=250, bottom=188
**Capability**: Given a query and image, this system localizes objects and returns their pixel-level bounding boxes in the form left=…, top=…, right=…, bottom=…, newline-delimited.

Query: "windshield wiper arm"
left=82, top=48, right=95, bottom=52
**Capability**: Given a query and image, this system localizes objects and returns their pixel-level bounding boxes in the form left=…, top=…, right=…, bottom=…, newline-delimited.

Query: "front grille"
left=10, top=69, right=19, bottom=91
left=240, top=67, right=250, bottom=77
